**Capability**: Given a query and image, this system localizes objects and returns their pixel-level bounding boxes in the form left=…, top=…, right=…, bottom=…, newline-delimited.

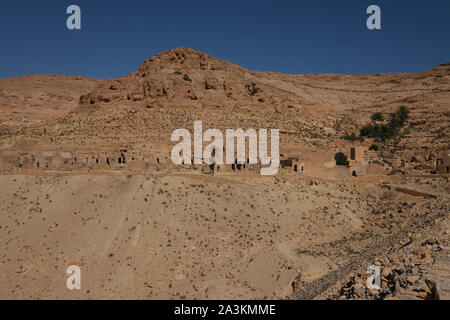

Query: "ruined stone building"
left=348, top=147, right=368, bottom=177
left=279, top=151, right=336, bottom=177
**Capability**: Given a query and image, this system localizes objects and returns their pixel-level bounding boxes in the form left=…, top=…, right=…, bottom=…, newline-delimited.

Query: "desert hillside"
left=1, top=48, right=449, bottom=167
left=0, top=48, right=449, bottom=300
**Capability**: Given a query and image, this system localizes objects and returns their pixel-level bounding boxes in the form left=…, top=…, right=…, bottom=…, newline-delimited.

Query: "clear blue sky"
left=0, top=0, right=449, bottom=79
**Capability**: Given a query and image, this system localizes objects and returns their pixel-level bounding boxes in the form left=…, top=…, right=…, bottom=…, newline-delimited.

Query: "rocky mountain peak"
left=138, top=47, right=243, bottom=73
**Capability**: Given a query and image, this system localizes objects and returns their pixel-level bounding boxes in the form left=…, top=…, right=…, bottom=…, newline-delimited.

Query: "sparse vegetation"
left=360, top=123, right=397, bottom=139
left=334, top=152, right=348, bottom=166
left=342, top=133, right=364, bottom=142
left=388, top=105, right=410, bottom=128
left=248, top=82, right=259, bottom=96
left=371, top=112, right=384, bottom=121
left=1, top=48, right=448, bottom=301
left=388, top=168, right=401, bottom=175
left=342, top=133, right=358, bottom=141
left=359, top=106, right=410, bottom=140
left=183, top=74, right=192, bottom=82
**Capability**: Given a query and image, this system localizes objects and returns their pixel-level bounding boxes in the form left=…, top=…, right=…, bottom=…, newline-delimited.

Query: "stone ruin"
left=1, top=146, right=448, bottom=178
left=0, top=149, right=163, bottom=172
left=390, top=150, right=450, bottom=174
left=348, top=146, right=367, bottom=177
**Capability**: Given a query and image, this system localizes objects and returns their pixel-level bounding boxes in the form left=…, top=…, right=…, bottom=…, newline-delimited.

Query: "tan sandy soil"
left=0, top=48, right=448, bottom=299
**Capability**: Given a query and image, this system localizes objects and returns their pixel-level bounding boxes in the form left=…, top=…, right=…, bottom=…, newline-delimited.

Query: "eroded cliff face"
left=79, top=47, right=278, bottom=111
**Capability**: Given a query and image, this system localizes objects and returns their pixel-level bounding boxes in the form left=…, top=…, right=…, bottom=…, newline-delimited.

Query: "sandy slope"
left=1, top=172, right=448, bottom=299
left=0, top=48, right=449, bottom=300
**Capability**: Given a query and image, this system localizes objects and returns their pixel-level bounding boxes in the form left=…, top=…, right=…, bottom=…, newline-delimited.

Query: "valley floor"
left=0, top=173, right=448, bottom=299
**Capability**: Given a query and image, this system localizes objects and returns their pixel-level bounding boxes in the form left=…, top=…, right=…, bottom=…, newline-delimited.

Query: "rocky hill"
left=1, top=48, right=448, bottom=162
left=0, top=48, right=448, bottom=300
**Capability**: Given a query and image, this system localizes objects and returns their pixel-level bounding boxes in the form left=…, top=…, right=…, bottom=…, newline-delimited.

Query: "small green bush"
left=371, top=112, right=384, bottom=121
left=369, top=144, right=379, bottom=151
left=389, top=106, right=409, bottom=128
left=342, top=133, right=358, bottom=141
left=360, top=123, right=398, bottom=140
left=342, top=106, right=410, bottom=142
left=334, top=152, right=348, bottom=166
left=183, top=74, right=192, bottom=82
left=249, top=82, right=259, bottom=96
left=388, top=168, right=401, bottom=175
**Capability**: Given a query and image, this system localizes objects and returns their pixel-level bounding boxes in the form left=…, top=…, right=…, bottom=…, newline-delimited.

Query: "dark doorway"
left=118, top=152, right=126, bottom=164
left=294, top=165, right=298, bottom=172
left=352, top=170, right=357, bottom=177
